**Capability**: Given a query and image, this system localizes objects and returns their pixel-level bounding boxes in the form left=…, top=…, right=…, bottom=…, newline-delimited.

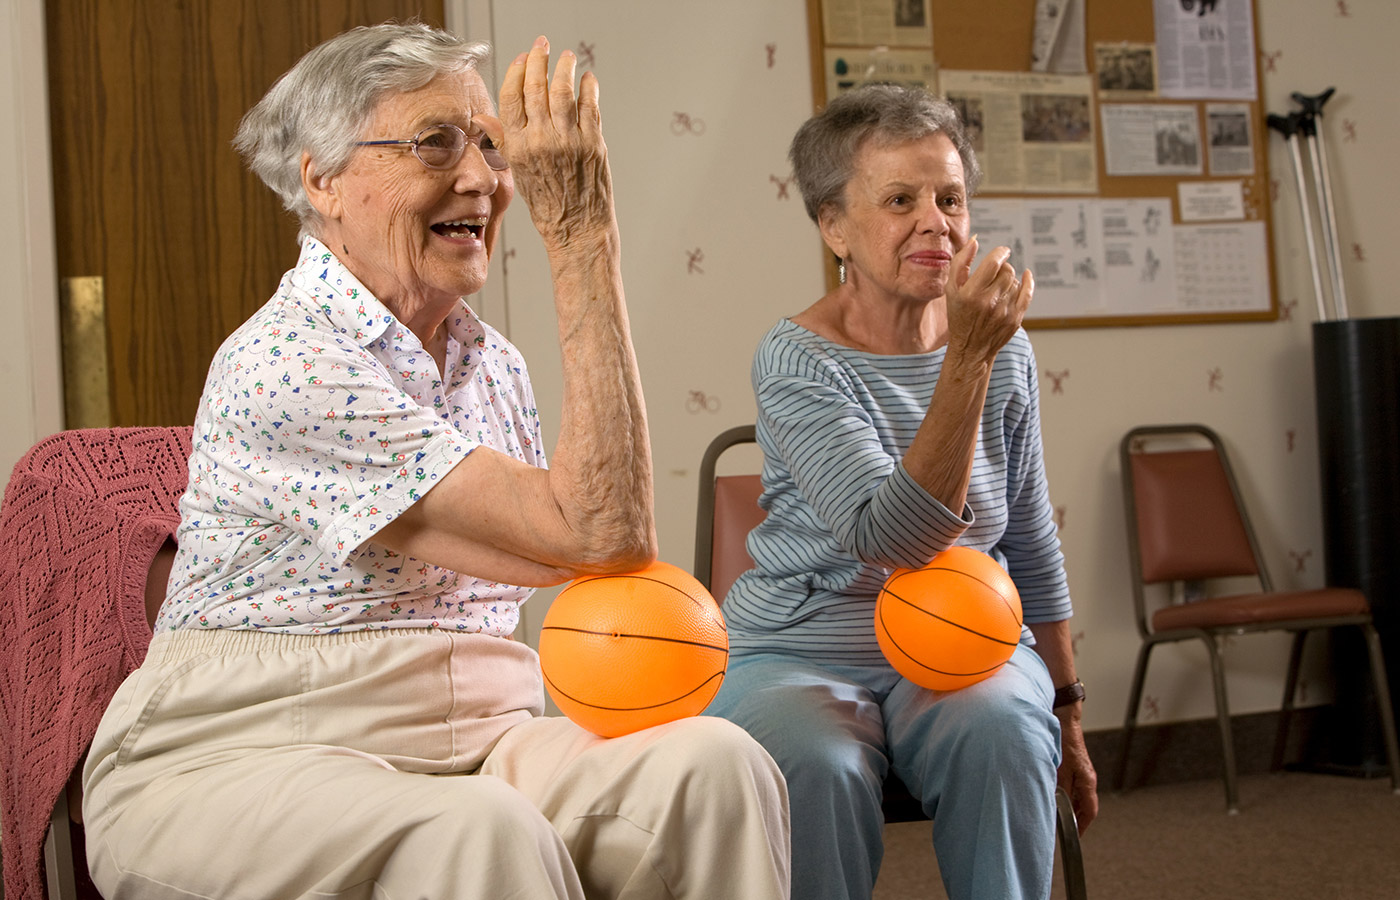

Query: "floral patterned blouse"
left=155, top=237, right=546, bottom=635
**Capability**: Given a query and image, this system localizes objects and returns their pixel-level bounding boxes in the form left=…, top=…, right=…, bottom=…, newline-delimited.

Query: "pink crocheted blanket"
left=0, top=427, right=192, bottom=900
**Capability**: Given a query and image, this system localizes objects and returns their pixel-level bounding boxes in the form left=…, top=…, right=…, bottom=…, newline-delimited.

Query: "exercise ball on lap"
left=539, top=560, right=729, bottom=737
left=875, top=546, right=1023, bottom=691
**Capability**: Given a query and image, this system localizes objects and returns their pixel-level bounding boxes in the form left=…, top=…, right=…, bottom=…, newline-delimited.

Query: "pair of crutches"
left=1267, top=88, right=1349, bottom=322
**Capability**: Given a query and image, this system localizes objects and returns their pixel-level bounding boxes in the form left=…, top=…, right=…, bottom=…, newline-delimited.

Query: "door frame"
left=5, top=0, right=64, bottom=464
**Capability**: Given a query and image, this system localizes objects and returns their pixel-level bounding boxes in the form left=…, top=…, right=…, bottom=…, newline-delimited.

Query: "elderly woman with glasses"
left=80, top=23, right=789, bottom=900
left=707, top=83, right=1098, bottom=900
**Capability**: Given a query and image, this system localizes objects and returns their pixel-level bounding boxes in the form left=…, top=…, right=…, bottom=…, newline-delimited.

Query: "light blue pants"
left=707, top=643, right=1060, bottom=900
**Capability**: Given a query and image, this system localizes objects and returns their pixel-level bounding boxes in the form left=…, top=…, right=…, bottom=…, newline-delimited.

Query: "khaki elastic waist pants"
left=83, top=629, right=790, bottom=900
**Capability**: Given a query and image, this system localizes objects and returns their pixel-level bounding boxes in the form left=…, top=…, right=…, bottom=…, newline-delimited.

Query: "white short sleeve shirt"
left=156, top=237, right=546, bottom=635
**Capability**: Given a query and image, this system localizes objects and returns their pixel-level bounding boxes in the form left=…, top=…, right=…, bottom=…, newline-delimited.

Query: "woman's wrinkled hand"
left=944, top=235, right=1033, bottom=366
left=1057, top=711, right=1100, bottom=835
left=496, top=36, right=616, bottom=252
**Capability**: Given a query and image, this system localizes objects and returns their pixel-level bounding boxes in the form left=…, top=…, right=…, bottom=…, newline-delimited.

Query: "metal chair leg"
left=44, top=789, right=78, bottom=900
left=1055, top=785, right=1087, bottom=900
left=1361, top=623, right=1400, bottom=794
left=1202, top=634, right=1240, bottom=813
left=1273, top=629, right=1309, bottom=771
left=1114, top=641, right=1154, bottom=792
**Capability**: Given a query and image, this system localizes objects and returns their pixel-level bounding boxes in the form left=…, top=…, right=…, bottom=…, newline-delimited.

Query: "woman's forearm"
left=899, top=352, right=991, bottom=513
left=546, top=227, right=657, bottom=569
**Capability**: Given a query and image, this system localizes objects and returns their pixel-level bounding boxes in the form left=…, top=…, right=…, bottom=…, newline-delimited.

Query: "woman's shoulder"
left=751, top=319, right=846, bottom=388
left=754, top=318, right=852, bottom=369
left=216, top=289, right=367, bottom=365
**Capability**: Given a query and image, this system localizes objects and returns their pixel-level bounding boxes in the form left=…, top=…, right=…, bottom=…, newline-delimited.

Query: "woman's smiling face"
left=821, top=132, right=971, bottom=305
left=307, top=69, right=514, bottom=315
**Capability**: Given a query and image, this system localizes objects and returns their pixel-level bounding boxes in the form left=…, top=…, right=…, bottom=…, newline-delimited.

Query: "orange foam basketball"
left=875, top=546, right=1023, bottom=691
left=539, top=560, right=729, bottom=738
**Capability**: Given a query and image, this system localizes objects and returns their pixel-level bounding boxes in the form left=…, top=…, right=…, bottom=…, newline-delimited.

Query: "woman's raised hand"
left=497, top=36, right=616, bottom=252
left=944, top=235, right=1033, bottom=366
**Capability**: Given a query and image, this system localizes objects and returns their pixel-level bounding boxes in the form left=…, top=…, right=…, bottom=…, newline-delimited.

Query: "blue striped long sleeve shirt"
left=724, top=318, right=1073, bottom=664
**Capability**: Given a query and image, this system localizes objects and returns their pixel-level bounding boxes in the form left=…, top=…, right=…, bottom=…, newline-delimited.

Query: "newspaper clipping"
left=940, top=70, right=1097, bottom=194
left=1153, top=0, right=1257, bottom=100
left=824, top=46, right=936, bottom=97
left=1205, top=102, right=1254, bottom=176
left=821, top=0, right=933, bottom=48
left=1100, top=103, right=1203, bottom=176
left=1093, top=42, right=1157, bottom=95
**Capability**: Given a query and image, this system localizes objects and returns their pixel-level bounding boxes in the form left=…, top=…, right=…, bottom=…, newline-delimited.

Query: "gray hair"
left=233, top=22, right=491, bottom=240
left=789, top=83, right=983, bottom=224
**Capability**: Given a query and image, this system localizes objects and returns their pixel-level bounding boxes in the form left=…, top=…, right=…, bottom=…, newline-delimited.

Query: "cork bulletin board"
left=804, top=0, right=1277, bottom=328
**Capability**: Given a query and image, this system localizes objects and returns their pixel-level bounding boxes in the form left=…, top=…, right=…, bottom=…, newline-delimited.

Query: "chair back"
left=710, top=474, right=766, bottom=603
left=0, top=426, right=192, bottom=900
left=695, top=425, right=766, bottom=603
left=1120, top=424, right=1271, bottom=631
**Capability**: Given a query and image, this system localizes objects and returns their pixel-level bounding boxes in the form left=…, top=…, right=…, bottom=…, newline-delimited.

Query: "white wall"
left=5, top=0, right=1398, bottom=732
left=0, top=0, right=65, bottom=481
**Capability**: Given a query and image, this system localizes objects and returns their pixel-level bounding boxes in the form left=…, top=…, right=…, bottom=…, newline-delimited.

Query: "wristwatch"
left=1052, top=680, right=1086, bottom=709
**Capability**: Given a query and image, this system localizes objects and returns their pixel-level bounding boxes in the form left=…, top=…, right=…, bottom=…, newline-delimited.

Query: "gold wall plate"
left=60, top=276, right=112, bottom=428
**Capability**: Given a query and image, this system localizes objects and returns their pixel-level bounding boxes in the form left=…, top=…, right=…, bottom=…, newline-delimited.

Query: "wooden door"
left=47, top=0, right=446, bottom=427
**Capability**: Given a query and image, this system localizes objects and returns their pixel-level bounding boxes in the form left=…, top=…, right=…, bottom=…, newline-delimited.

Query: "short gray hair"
left=789, top=83, right=983, bottom=224
left=233, top=22, right=491, bottom=240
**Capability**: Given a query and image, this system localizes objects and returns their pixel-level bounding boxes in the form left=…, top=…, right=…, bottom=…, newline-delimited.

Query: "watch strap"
left=1053, top=680, right=1086, bottom=708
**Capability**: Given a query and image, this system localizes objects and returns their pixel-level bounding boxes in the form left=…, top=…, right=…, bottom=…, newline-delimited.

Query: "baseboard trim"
left=1085, top=705, right=1360, bottom=789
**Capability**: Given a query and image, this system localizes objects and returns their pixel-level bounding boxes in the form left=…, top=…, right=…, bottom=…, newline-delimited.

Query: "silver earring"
left=838, top=259, right=847, bottom=284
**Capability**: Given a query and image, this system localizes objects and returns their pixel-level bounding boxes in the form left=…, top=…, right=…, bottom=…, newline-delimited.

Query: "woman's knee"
left=401, top=776, right=578, bottom=874
left=920, top=690, right=1059, bottom=785
left=707, top=658, right=887, bottom=807
left=447, top=773, right=553, bottom=824
left=650, top=716, right=784, bottom=787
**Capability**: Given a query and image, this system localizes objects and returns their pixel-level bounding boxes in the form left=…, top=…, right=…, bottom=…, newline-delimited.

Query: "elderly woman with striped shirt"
left=709, top=83, right=1098, bottom=900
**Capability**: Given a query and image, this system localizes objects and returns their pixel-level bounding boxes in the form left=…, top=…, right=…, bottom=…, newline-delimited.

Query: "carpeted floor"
left=873, top=771, right=1400, bottom=899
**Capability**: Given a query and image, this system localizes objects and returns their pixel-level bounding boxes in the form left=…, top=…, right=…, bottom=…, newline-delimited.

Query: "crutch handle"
left=1266, top=112, right=1302, bottom=139
left=1291, top=88, right=1336, bottom=117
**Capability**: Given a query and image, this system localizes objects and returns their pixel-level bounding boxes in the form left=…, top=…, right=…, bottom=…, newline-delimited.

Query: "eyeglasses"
left=355, top=122, right=508, bottom=171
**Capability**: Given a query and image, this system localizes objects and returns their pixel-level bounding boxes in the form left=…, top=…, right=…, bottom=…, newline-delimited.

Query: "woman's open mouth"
left=431, top=217, right=488, bottom=240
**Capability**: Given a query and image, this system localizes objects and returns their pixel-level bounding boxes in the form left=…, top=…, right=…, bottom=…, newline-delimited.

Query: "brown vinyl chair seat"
left=1151, top=586, right=1369, bottom=633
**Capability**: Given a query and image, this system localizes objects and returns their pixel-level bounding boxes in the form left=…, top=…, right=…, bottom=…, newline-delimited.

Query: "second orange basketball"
left=875, top=546, right=1023, bottom=691
left=539, top=560, right=729, bottom=738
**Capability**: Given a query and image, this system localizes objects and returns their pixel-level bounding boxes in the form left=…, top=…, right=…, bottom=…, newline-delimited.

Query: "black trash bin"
left=1312, top=316, right=1400, bottom=774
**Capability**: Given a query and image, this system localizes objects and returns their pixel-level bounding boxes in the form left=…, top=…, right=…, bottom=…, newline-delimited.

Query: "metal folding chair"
left=1115, top=423, right=1400, bottom=813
